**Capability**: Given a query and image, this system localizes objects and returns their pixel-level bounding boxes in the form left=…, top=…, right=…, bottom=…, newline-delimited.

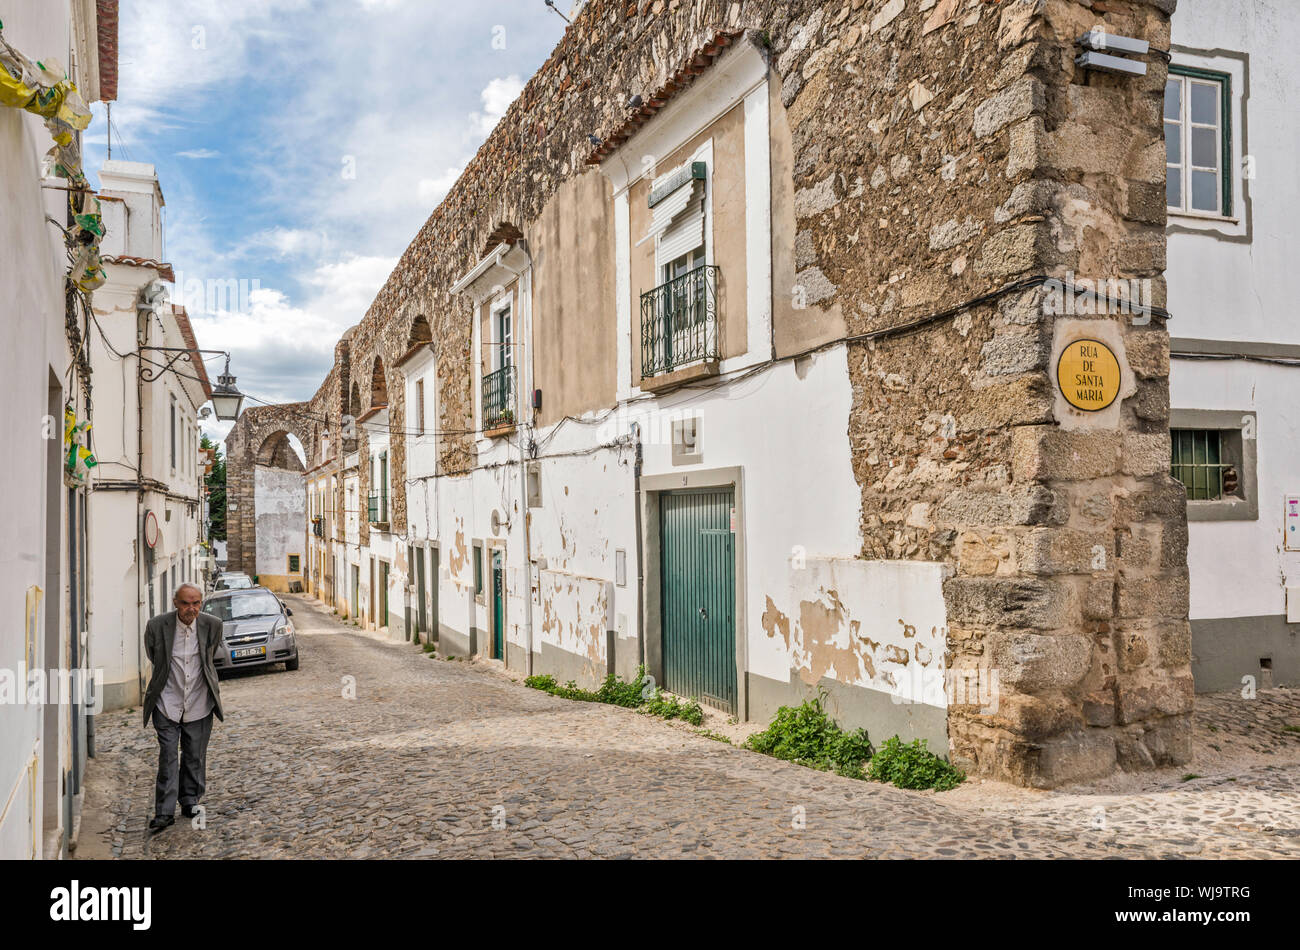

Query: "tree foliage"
left=201, top=435, right=227, bottom=542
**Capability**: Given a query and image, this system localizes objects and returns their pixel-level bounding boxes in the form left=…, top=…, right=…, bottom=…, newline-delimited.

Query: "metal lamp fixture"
left=1075, top=30, right=1150, bottom=76
left=210, top=356, right=244, bottom=421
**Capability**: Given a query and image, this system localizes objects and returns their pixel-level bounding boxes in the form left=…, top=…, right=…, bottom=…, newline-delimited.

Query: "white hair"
left=174, top=583, right=203, bottom=602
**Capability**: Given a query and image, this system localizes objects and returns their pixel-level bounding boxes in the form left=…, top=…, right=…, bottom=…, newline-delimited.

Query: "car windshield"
left=204, top=592, right=282, bottom=622
left=218, top=577, right=253, bottom=589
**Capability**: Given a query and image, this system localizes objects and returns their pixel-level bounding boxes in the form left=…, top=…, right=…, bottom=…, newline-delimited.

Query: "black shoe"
left=148, top=815, right=175, bottom=834
left=181, top=804, right=199, bottom=819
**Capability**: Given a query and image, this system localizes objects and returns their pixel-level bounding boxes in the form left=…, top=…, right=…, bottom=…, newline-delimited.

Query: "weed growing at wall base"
left=743, top=696, right=874, bottom=779
left=523, top=667, right=704, bottom=724
left=743, top=697, right=966, bottom=791
left=867, top=736, right=965, bottom=792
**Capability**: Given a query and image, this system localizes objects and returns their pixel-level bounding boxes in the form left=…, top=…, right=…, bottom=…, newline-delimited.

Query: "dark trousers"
left=152, top=707, right=213, bottom=817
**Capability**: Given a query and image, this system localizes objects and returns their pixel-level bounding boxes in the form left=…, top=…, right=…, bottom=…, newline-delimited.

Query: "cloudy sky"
left=84, top=0, right=573, bottom=445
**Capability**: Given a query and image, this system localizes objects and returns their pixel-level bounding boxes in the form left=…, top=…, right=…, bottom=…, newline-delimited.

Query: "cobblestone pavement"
left=76, top=596, right=1300, bottom=859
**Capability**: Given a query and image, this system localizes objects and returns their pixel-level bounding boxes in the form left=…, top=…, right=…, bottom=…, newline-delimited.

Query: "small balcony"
left=367, top=491, right=388, bottom=526
left=482, top=364, right=516, bottom=436
left=640, top=264, right=720, bottom=389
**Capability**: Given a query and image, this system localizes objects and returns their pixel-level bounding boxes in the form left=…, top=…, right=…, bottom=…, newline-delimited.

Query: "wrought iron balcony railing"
left=367, top=491, right=388, bottom=524
left=482, top=364, right=516, bottom=432
left=640, top=264, right=719, bottom=379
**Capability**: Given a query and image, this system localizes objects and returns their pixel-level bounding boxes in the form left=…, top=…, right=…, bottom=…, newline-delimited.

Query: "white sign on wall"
left=1285, top=495, right=1300, bottom=551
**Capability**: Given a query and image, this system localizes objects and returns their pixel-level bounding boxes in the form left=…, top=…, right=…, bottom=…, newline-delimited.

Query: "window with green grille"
left=1170, top=428, right=1234, bottom=500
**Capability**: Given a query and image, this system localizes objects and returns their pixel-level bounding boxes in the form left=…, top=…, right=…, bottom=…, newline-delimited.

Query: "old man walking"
left=142, top=583, right=225, bottom=834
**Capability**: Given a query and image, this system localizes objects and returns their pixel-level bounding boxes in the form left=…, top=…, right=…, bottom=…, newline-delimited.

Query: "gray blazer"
left=142, top=610, right=226, bottom=727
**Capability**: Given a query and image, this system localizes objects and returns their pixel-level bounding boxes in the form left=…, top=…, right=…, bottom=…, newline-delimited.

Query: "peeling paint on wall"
left=757, top=557, right=947, bottom=708
left=538, top=569, right=612, bottom=681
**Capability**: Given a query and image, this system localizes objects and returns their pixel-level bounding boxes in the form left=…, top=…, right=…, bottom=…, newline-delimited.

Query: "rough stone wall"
left=780, top=0, right=1186, bottom=786
left=225, top=0, right=1186, bottom=786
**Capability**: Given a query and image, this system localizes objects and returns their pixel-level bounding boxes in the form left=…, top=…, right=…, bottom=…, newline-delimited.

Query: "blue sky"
left=83, top=0, right=574, bottom=444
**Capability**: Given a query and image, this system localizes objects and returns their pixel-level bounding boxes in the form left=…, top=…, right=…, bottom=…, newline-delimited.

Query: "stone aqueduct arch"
left=224, top=403, right=316, bottom=576
left=224, top=309, right=440, bottom=579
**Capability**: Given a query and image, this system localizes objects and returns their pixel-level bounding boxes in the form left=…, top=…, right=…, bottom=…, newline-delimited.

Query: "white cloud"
left=103, top=2, right=565, bottom=408
left=417, top=166, right=464, bottom=207
left=181, top=256, right=395, bottom=421
left=249, top=227, right=331, bottom=259
left=469, top=74, right=524, bottom=139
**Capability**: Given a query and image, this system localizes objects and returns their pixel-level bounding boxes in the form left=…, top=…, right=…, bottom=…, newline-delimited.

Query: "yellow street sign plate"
left=1056, top=338, right=1121, bottom=412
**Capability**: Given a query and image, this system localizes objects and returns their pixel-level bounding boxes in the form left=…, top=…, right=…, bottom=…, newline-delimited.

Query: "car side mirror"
left=285, top=607, right=293, bottom=617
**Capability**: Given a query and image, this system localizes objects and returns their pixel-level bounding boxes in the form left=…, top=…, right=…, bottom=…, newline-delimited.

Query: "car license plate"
left=232, top=646, right=266, bottom=660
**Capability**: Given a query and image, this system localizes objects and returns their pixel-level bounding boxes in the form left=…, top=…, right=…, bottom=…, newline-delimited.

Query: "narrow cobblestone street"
left=76, top=596, right=1300, bottom=859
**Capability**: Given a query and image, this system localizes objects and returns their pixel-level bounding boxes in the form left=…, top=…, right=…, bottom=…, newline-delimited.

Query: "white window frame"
left=493, top=298, right=513, bottom=373
left=1165, top=67, right=1231, bottom=219
left=414, top=377, right=425, bottom=436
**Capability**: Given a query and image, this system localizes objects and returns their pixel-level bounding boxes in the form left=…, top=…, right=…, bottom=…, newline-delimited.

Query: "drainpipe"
left=632, top=421, right=645, bottom=670
left=516, top=434, right=534, bottom=675
left=501, top=244, right=536, bottom=676
left=84, top=470, right=95, bottom=758
left=135, top=310, right=146, bottom=703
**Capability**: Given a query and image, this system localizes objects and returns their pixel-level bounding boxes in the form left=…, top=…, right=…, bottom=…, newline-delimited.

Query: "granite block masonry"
left=224, top=0, right=1188, bottom=788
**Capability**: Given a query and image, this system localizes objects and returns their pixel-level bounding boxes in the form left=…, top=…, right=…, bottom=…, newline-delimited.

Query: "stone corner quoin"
left=225, top=0, right=1188, bottom=789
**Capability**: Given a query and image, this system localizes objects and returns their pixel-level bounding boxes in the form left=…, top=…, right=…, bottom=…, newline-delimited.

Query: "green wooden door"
left=416, top=546, right=427, bottom=633
left=660, top=489, right=736, bottom=714
left=492, top=551, right=504, bottom=660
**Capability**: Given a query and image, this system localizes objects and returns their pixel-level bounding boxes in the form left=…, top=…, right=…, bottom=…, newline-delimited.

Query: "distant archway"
left=223, top=403, right=314, bottom=577
left=256, top=430, right=306, bottom=471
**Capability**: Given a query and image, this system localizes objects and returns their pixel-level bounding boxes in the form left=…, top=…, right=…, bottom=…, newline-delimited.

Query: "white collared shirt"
left=158, top=616, right=215, bottom=723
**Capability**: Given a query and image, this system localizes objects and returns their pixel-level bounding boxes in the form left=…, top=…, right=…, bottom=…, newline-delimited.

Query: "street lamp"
left=138, top=346, right=244, bottom=422
left=210, top=356, right=244, bottom=422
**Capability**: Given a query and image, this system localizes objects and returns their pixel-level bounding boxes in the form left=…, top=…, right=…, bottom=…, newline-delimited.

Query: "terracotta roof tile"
left=172, top=306, right=214, bottom=400
left=585, top=30, right=741, bottom=166
left=102, top=255, right=176, bottom=282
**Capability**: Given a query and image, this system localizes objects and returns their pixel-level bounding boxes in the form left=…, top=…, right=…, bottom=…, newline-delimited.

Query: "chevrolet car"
left=203, top=588, right=300, bottom=673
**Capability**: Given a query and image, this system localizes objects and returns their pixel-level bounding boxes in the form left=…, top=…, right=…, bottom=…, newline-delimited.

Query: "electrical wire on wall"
left=139, top=274, right=1176, bottom=492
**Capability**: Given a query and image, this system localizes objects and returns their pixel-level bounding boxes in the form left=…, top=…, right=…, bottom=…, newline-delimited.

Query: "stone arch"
left=370, top=355, right=388, bottom=408
left=223, top=403, right=315, bottom=576
left=408, top=314, right=432, bottom=348
left=256, top=429, right=306, bottom=471
left=349, top=381, right=362, bottom=419
left=483, top=221, right=523, bottom=256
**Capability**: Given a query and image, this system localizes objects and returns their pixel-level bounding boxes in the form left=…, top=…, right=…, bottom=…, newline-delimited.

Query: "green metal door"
left=430, top=547, right=439, bottom=636
left=492, top=551, right=505, bottom=660
left=660, top=488, right=736, bottom=714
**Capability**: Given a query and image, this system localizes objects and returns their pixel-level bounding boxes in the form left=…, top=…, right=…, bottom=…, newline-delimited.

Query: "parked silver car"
left=203, top=588, right=300, bottom=673
left=214, top=572, right=254, bottom=591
